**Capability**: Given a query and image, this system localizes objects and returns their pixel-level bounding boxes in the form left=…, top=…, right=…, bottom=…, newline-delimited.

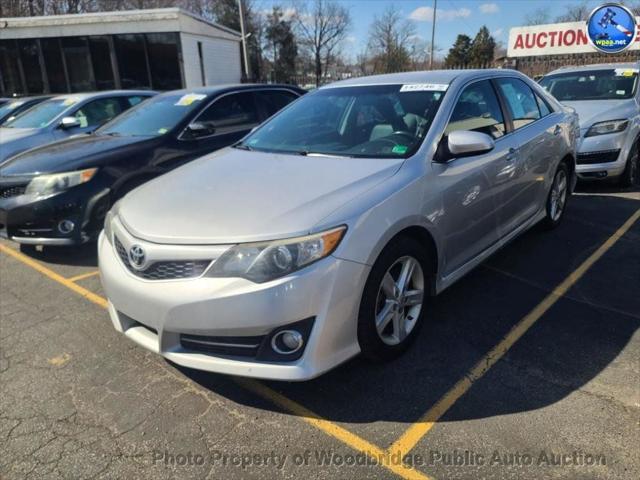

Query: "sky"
left=255, top=0, right=613, bottom=60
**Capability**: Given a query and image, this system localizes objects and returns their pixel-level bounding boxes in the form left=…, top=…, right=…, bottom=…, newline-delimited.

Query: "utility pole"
left=429, top=0, right=437, bottom=69
left=238, top=0, right=250, bottom=79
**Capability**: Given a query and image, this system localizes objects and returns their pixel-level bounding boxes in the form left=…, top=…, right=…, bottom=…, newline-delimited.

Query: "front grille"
left=577, top=149, right=620, bottom=165
left=180, top=333, right=265, bottom=358
left=114, top=235, right=212, bottom=280
left=0, top=185, right=27, bottom=199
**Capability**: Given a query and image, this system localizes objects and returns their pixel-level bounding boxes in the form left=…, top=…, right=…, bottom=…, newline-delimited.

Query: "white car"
left=99, top=70, right=578, bottom=380
left=540, top=62, right=639, bottom=186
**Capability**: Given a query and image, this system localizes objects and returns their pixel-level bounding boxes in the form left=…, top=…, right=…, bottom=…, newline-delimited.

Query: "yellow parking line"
left=67, top=270, right=101, bottom=282
left=0, top=245, right=107, bottom=309
left=388, top=208, right=640, bottom=459
left=0, top=243, right=429, bottom=480
left=238, top=378, right=431, bottom=480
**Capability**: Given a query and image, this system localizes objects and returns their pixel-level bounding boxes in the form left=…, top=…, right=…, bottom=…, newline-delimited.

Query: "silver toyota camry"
left=99, top=69, right=578, bottom=380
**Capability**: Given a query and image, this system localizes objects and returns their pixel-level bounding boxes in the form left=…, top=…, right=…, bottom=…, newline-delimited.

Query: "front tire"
left=541, top=162, right=569, bottom=230
left=357, top=236, right=431, bottom=362
left=619, top=142, right=639, bottom=188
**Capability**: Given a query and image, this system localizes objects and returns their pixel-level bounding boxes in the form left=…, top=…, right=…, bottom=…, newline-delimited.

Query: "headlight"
left=585, top=120, right=629, bottom=137
left=25, top=168, right=97, bottom=197
left=103, top=210, right=114, bottom=244
left=208, top=226, right=346, bottom=283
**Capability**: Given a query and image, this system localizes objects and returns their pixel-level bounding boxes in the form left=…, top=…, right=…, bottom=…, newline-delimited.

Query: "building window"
left=18, top=39, right=44, bottom=94
left=88, top=36, right=115, bottom=90
left=62, top=37, right=95, bottom=92
left=41, top=38, right=68, bottom=93
left=114, top=34, right=151, bottom=89
left=0, top=40, right=24, bottom=95
left=146, top=33, right=182, bottom=91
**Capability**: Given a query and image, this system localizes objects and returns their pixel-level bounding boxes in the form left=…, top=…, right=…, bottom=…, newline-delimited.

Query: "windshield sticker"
left=158, top=127, right=169, bottom=134
left=615, top=68, right=639, bottom=77
left=616, top=90, right=627, bottom=95
left=62, top=97, right=81, bottom=106
left=175, top=94, right=207, bottom=106
left=400, top=83, right=449, bottom=92
left=392, top=145, right=408, bottom=154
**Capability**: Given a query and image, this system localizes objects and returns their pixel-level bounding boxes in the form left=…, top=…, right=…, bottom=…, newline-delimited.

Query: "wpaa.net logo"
left=587, top=3, right=638, bottom=53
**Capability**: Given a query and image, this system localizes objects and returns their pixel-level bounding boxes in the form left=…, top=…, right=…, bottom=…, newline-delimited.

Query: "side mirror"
left=186, top=122, right=215, bottom=138
left=442, top=130, right=495, bottom=161
left=59, top=116, right=81, bottom=130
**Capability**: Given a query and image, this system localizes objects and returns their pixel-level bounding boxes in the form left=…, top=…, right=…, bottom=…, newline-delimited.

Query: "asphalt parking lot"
left=1, top=184, right=639, bottom=480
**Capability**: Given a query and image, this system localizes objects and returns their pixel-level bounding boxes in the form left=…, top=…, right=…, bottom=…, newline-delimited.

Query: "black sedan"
left=0, top=96, right=52, bottom=125
left=0, top=84, right=304, bottom=246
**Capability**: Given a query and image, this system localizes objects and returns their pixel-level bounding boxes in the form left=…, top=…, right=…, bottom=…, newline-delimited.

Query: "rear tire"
left=357, top=236, right=431, bottom=362
left=541, top=162, right=569, bottom=230
left=619, top=142, right=639, bottom=188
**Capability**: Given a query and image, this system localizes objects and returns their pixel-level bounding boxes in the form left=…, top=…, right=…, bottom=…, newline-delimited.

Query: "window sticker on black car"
left=175, top=94, right=207, bottom=106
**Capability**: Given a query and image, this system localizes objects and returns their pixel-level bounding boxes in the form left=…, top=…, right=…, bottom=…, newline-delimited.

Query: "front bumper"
left=0, top=185, right=108, bottom=245
left=98, top=230, right=370, bottom=381
left=576, top=130, right=630, bottom=180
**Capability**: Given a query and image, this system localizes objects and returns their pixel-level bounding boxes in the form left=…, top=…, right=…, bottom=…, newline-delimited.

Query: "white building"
left=0, top=8, right=243, bottom=96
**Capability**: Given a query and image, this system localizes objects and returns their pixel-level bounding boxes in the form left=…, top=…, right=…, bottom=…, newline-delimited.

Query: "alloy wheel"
left=374, top=255, right=425, bottom=346
left=549, top=169, right=568, bottom=222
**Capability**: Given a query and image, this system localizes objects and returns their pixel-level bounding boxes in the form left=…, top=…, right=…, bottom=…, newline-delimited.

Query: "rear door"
left=436, top=79, right=514, bottom=275
left=494, top=77, right=559, bottom=235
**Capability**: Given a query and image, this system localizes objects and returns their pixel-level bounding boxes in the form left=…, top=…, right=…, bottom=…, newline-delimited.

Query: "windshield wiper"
left=233, top=143, right=253, bottom=151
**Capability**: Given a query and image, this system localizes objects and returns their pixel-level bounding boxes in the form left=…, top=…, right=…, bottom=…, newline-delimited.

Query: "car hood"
left=0, top=128, right=49, bottom=163
left=0, top=134, right=152, bottom=175
left=561, top=99, right=637, bottom=130
left=118, top=148, right=404, bottom=245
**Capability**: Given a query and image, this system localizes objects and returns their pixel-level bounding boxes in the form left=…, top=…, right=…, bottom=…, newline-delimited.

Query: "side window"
left=126, top=96, right=146, bottom=107
left=446, top=80, right=506, bottom=139
left=255, top=90, right=299, bottom=118
left=535, top=93, right=552, bottom=117
left=74, top=98, right=123, bottom=128
left=197, top=92, right=259, bottom=132
left=496, top=78, right=541, bottom=130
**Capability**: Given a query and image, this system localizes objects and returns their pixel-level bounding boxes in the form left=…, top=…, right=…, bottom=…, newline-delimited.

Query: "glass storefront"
left=0, top=32, right=184, bottom=95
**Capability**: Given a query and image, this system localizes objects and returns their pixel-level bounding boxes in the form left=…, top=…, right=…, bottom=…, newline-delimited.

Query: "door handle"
left=553, top=125, right=562, bottom=136
left=505, top=147, right=518, bottom=161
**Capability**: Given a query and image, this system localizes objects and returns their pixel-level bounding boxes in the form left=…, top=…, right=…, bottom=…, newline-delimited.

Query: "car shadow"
left=19, top=241, right=98, bottom=267
left=179, top=193, right=639, bottom=429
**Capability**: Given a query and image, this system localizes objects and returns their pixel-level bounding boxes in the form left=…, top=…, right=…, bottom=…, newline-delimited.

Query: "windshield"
left=540, top=68, right=638, bottom=101
left=98, top=93, right=208, bottom=137
left=237, top=84, right=447, bottom=158
left=5, top=97, right=76, bottom=128
left=0, top=100, right=25, bottom=118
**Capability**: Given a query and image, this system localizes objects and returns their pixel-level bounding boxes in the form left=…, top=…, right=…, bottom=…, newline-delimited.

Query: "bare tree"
left=555, top=1, right=591, bottom=22
left=294, top=0, right=351, bottom=87
left=524, top=7, right=552, bottom=25
left=367, top=5, right=415, bottom=74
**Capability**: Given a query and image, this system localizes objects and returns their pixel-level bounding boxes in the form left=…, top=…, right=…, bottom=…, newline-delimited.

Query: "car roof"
left=320, top=69, right=528, bottom=89
left=49, top=90, right=156, bottom=101
left=153, top=84, right=304, bottom=98
left=545, top=62, right=640, bottom=75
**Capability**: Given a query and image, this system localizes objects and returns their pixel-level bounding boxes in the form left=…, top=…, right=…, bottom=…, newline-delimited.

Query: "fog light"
left=271, top=330, right=304, bottom=355
left=58, top=219, right=75, bottom=234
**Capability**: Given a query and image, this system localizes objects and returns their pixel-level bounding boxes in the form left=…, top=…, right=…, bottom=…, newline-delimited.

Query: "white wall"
left=180, top=33, right=242, bottom=87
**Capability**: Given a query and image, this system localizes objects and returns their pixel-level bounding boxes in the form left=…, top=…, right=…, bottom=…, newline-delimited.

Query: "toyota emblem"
left=128, top=244, right=146, bottom=269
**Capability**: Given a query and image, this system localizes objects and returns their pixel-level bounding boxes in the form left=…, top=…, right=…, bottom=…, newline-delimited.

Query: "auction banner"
left=507, top=18, right=640, bottom=57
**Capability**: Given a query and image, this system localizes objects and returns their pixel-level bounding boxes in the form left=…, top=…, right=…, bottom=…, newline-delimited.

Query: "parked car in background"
left=0, top=96, right=52, bottom=126
left=0, top=91, right=154, bottom=163
left=0, top=85, right=304, bottom=246
left=99, top=70, right=578, bottom=380
left=540, top=63, right=639, bottom=186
